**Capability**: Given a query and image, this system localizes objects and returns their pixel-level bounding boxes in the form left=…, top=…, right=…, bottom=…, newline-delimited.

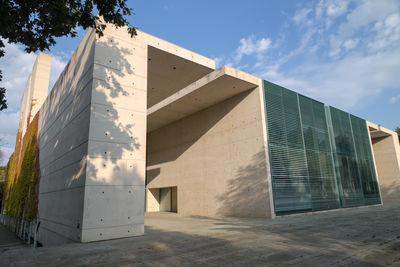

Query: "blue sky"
left=1, top=0, right=400, bottom=164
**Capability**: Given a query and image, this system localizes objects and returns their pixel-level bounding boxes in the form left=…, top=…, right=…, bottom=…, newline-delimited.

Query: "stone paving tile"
left=0, top=204, right=399, bottom=266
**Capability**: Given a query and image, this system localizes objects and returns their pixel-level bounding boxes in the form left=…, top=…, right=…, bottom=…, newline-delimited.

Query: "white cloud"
left=221, top=0, right=400, bottom=114
left=369, top=12, right=400, bottom=51
left=232, top=35, right=272, bottom=64
left=329, top=0, right=400, bottom=56
left=0, top=111, right=20, bottom=165
left=0, top=40, right=68, bottom=111
left=213, top=56, right=224, bottom=68
left=262, top=47, right=400, bottom=110
left=312, top=0, right=349, bottom=29
left=0, top=40, right=36, bottom=111
left=0, top=40, right=67, bottom=165
left=0, top=146, right=14, bottom=165
left=325, top=0, right=348, bottom=17
left=389, top=94, right=400, bottom=103
left=0, top=112, right=19, bottom=136
left=343, top=38, right=359, bottom=50
left=293, top=8, right=312, bottom=25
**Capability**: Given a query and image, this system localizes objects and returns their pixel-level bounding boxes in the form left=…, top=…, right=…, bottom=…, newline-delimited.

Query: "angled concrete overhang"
left=147, top=66, right=260, bottom=132
left=146, top=39, right=215, bottom=108
left=368, top=121, right=394, bottom=138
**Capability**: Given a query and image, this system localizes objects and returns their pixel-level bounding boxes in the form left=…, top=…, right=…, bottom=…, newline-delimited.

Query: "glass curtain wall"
left=299, top=96, right=340, bottom=211
left=264, top=80, right=381, bottom=215
left=264, top=81, right=311, bottom=214
left=327, top=107, right=365, bottom=207
left=328, top=107, right=381, bottom=207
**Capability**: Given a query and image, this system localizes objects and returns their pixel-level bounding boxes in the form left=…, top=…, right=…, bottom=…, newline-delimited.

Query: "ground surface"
left=1, top=204, right=400, bottom=266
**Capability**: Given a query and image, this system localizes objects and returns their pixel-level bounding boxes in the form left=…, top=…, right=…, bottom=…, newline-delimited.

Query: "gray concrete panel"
left=81, top=185, right=145, bottom=229
left=39, top=147, right=88, bottom=193
left=38, top=187, right=85, bottom=231
left=92, top=63, right=146, bottom=89
left=37, top=220, right=79, bottom=245
left=86, top=157, right=145, bottom=186
left=81, top=223, right=144, bottom=243
left=39, top=65, right=94, bottom=136
left=39, top=105, right=91, bottom=165
left=88, top=103, right=146, bottom=145
left=79, top=29, right=148, bottom=242
left=38, top=81, right=92, bottom=150
left=38, top=30, right=95, bottom=133
left=37, top=29, right=97, bottom=245
left=147, top=88, right=271, bottom=218
left=87, top=139, right=143, bottom=160
left=91, top=79, right=146, bottom=111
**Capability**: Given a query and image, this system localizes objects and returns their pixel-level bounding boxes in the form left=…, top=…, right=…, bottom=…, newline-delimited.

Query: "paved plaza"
left=1, top=204, right=400, bottom=266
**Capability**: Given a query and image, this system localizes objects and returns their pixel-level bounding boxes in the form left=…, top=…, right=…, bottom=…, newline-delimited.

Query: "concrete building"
left=13, top=25, right=400, bottom=245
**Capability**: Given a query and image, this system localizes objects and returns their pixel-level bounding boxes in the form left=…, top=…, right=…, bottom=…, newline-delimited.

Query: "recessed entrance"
left=146, top=187, right=177, bottom=213
left=368, top=123, right=400, bottom=204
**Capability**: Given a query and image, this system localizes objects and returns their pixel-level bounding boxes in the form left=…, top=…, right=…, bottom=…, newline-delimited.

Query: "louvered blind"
left=264, top=81, right=311, bottom=214
left=350, top=115, right=381, bottom=205
left=326, top=107, right=364, bottom=207
left=327, top=107, right=381, bottom=207
left=264, top=80, right=380, bottom=215
left=299, top=96, right=340, bottom=211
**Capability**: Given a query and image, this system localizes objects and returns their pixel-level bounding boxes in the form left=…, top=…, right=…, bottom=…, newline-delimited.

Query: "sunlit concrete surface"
left=368, top=121, right=400, bottom=204
left=18, top=52, right=51, bottom=137
left=1, top=204, right=400, bottom=266
left=146, top=87, right=271, bottom=218
left=33, top=25, right=217, bottom=245
left=8, top=21, right=400, bottom=246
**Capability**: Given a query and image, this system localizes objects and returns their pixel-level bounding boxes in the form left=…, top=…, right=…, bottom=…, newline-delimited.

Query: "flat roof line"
left=136, top=29, right=215, bottom=70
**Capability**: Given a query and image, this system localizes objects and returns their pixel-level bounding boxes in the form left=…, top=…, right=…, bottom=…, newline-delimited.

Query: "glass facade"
left=328, top=107, right=381, bottom=207
left=263, top=80, right=381, bottom=215
left=264, top=81, right=311, bottom=214
left=299, top=96, right=340, bottom=211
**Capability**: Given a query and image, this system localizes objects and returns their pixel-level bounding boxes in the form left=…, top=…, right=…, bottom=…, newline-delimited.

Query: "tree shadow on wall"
left=84, top=35, right=144, bottom=186
left=216, top=150, right=271, bottom=218
left=146, top=90, right=254, bottom=186
left=36, top=30, right=145, bottom=237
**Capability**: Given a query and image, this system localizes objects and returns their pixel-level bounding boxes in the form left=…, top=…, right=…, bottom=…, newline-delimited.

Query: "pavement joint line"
left=1, top=204, right=399, bottom=265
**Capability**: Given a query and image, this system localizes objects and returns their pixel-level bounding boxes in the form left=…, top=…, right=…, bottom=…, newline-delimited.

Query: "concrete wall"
left=368, top=125, right=400, bottom=204
left=80, top=25, right=148, bottom=242
left=37, top=25, right=148, bottom=244
left=18, top=76, right=30, bottom=133
left=29, top=53, right=52, bottom=123
left=147, top=189, right=160, bottom=212
left=17, top=53, right=52, bottom=137
left=37, top=29, right=96, bottom=245
left=34, top=24, right=214, bottom=244
left=146, top=88, right=271, bottom=218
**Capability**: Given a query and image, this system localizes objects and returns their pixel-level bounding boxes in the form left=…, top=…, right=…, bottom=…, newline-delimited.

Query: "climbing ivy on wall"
left=0, top=166, right=6, bottom=210
left=3, top=113, right=40, bottom=220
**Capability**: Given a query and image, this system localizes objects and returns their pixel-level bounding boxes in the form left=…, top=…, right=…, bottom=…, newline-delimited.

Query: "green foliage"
left=0, top=0, right=136, bottom=111
left=0, top=166, right=5, bottom=181
left=395, top=127, right=400, bottom=143
left=4, top=153, right=16, bottom=214
left=0, top=71, right=6, bottom=110
left=0, top=166, right=5, bottom=211
left=3, top=114, right=40, bottom=219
